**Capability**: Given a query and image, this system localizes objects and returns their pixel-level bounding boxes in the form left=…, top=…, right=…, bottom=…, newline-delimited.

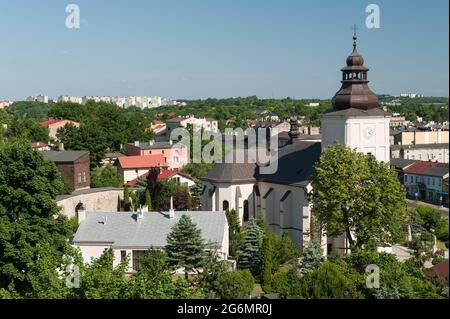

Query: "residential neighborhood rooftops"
left=128, top=141, right=185, bottom=150
left=166, top=117, right=185, bottom=123
left=73, top=211, right=227, bottom=249
left=403, top=160, right=449, bottom=177
left=125, top=169, right=179, bottom=187
left=42, top=150, right=89, bottom=162
left=31, top=141, right=50, bottom=149
left=117, top=155, right=167, bottom=169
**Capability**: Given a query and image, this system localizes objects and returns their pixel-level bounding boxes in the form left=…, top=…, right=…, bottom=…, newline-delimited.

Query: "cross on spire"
left=352, top=24, right=358, bottom=51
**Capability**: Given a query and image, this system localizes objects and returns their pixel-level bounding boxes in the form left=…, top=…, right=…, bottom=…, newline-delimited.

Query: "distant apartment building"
left=391, top=143, right=449, bottom=164
left=400, top=93, right=424, bottom=98
left=391, top=129, right=449, bottom=146
left=0, top=101, right=12, bottom=109
left=40, top=118, right=81, bottom=141
left=402, top=160, right=449, bottom=206
left=117, top=155, right=168, bottom=183
left=27, top=95, right=49, bottom=103
left=42, top=150, right=90, bottom=191
left=58, top=96, right=83, bottom=104
left=124, top=140, right=188, bottom=170
left=390, top=116, right=407, bottom=127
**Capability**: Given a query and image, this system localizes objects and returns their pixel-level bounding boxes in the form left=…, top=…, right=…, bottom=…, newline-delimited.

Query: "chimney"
left=149, top=140, right=155, bottom=146
left=169, top=139, right=173, bottom=145
left=76, top=202, right=86, bottom=223
left=168, top=196, right=175, bottom=219
left=137, top=206, right=144, bottom=221
left=288, top=117, right=300, bottom=144
left=134, top=141, right=140, bottom=147
left=59, top=142, right=65, bottom=151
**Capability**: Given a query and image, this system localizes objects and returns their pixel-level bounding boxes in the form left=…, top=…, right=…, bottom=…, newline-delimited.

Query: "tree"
left=237, top=219, right=263, bottom=275
left=76, top=249, right=130, bottom=299
left=260, top=234, right=274, bottom=293
left=196, top=252, right=229, bottom=298
left=90, top=166, right=123, bottom=188
left=226, top=209, right=242, bottom=257
left=299, top=240, right=325, bottom=275
left=310, top=143, right=406, bottom=250
left=145, top=189, right=152, bottom=211
left=0, top=139, right=73, bottom=296
left=216, top=270, right=254, bottom=299
left=277, top=232, right=297, bottom=265
left=123, top=186, right=131, bottom=211
left=166, top=215, right=207, bottom=279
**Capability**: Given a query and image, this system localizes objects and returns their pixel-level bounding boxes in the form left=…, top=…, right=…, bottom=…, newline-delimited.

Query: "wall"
left=398, top=131, right=449, bottom=146
left=56, top=188, right=124, bottom=219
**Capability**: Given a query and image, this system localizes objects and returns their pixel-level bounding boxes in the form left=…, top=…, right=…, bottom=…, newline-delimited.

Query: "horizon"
left=0, top=0, right=449, bottom=101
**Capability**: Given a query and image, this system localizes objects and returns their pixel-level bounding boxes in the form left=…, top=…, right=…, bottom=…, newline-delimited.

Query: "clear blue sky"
left=0, top=0, right=448, bottom=100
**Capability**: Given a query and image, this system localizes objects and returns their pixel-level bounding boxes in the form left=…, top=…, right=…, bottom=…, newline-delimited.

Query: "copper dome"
left=332, top=35, right=380, bottom=111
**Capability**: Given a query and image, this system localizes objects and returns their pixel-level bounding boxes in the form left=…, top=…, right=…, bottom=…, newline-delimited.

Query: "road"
left=406, top=199, right=449, bottom=218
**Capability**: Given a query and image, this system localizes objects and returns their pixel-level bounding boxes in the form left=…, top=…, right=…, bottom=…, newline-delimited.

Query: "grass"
left=437, top=241, right=448, bottom=250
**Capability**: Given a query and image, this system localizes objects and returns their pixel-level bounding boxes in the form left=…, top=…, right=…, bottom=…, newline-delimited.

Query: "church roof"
left=202, top=141, right=321, bottom=187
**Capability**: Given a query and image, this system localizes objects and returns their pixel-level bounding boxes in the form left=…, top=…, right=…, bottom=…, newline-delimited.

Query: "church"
left=200, top=34, right=391, bottom=255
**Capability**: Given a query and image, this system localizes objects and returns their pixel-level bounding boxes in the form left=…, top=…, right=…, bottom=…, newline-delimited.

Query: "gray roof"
left=322, top=108, right=391, bottom=118
left=390, top=158, right=416, bottom=169
left=424, top=166, right=449, bottom=177
left=42, top=150, right=89, bottom=162
left=391, top=143, right=449, bottom=150
left=202, top=141, right=321, bottom=187
left=73, top=211, right=227, bottom=249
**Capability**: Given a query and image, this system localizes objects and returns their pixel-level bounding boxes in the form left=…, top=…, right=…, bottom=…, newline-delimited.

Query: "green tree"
left=216, top=270, right=255, bottom=299
left=145, top=189, right=152, bottom=211
left=90, top=166, right=123, bottom=188
left=196, top=252, right=229, bottom=298
left=310, top=143, right=406, bottom=250
left=260, top=234, right=274, bottom=293
left=123, top=186, right=131, bottom=211
left=299, top=240, right=325, bottom=275
left=166, top=215, right=207, bottom=279
left=237, top=219, right=263, bottom=275
left=76, top=249, right=130, bottom=299
left=0, top=140, right=73, bottom=296
left=226, top=209, right=242, bottom=257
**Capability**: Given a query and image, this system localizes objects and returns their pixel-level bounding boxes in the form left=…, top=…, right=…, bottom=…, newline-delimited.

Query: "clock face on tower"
left=364, top=126, right=375, bottom=140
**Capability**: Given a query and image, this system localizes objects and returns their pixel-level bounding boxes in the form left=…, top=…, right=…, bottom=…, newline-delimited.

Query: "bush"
left=216, top=270, right=255, bottom=299
left=432, top=255, right=445, bottom=265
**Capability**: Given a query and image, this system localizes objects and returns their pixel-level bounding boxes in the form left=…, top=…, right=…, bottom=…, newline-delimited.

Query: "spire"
left=331, top=32, right=380, bottom=111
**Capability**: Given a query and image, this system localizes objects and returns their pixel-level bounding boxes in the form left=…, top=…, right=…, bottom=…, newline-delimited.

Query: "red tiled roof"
left=427, top=259, right=449, bottom=281
left=31, top=141, right=49, bottom=148
left=152, top=120, right=164, bottom=125
left=167, top=117, right=184, bottom=123
left=403, top=161, right=448, bottom=175
left=40, top=118, right=79, bottom=127
left=118, top=155, right=167, bottom=169
left=167, top=112, right=176, bottom=117
left=126, top=169, right=178, bottom=187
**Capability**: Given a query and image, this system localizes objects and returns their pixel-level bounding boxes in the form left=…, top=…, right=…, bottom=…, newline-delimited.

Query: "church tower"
left=321, top=32, right=391, bottom=163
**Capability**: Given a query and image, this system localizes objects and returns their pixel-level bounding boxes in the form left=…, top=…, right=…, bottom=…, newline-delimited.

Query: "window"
left=415, top=176, right=419, bottom=183
left=427, top=177, right=430, bottom=185
left=120, top=250, right=127, bottom=262
left=132, top=251, right=146, bottom=272
left=439, top=179, right=442, bottom=187
left=432, top=178, right=435, bottom=186
left=173, top=156, right=179, bottom=163
left=410, top=176, right=413, bottom=183
left=223, top=200, right=229, bottom=211
left=404, top=175, right=408, bottom=183
left=82, top=172, right=87, bottom=183
left=77, top=173, right=82, bottom=183
left=243, top=200, right=249, bottom=222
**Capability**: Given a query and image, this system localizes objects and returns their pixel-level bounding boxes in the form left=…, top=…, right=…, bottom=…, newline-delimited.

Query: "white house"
left=72, top=205, right=229, bottom=272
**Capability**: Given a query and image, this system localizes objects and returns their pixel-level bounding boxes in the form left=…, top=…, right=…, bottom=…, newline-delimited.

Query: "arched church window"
left=243, top=200, right=249, bottom=222
left=222, top=200, right=229, bottom=211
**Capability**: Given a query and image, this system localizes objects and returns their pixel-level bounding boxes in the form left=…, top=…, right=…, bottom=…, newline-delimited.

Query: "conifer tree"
left=166, top=215, right=206, bottom=279
left=123, top=186, right=131, bottom=211
left=260, top=234, right=274, bottom=293
left=237, top=219, right=263, bottom=275
left=145, top=189, right=152, bottom=211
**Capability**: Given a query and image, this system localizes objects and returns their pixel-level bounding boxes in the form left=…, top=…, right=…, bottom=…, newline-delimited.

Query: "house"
left=126, top=169, right=196, bottom=188
left=402, top=161, right=449, bottom=206
left=42, top=150, right=90, bottom=190
left=166, top=116, right=218, bottom=135
left=117, top=155, right=168, bottom=183
left=391, top=128, right=449, bottom=146
left=72, top=205, right=229, bottom=272
left=31, top=141, right=51, bottom=151
left=124, top=140, right=188, bottom=170
left=40, top=118, right=80, bottom=141
left=255, top=110, right=279, bottom=122
left=101, top=152, right=125, bottom=167
left=390, top=143, right=449, bottom=164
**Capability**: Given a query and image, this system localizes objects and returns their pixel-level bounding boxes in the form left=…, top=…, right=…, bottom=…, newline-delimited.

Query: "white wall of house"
left=120, top=168, right=151, bottom=184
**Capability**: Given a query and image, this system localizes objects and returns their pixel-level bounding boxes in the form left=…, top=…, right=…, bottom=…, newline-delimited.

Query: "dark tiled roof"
left=390, top=158, right=416, bottom=170
left=42, top=150, right=88, bottom=163
left=128, top=141, right=185, bottom=150
left=391, top=143, right=449, bottom=150
left=322, top=107, right=391, bottom=118
left=202, top=141, right=322, bottom=187
left=404, top=161, right=449, bottom=177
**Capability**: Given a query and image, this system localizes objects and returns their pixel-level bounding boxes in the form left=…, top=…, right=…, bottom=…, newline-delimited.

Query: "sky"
left=0, top=0, right=448, bottom=100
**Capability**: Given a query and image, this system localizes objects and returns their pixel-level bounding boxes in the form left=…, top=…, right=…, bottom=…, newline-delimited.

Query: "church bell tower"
left=321, top=31, right=391, bottom=163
